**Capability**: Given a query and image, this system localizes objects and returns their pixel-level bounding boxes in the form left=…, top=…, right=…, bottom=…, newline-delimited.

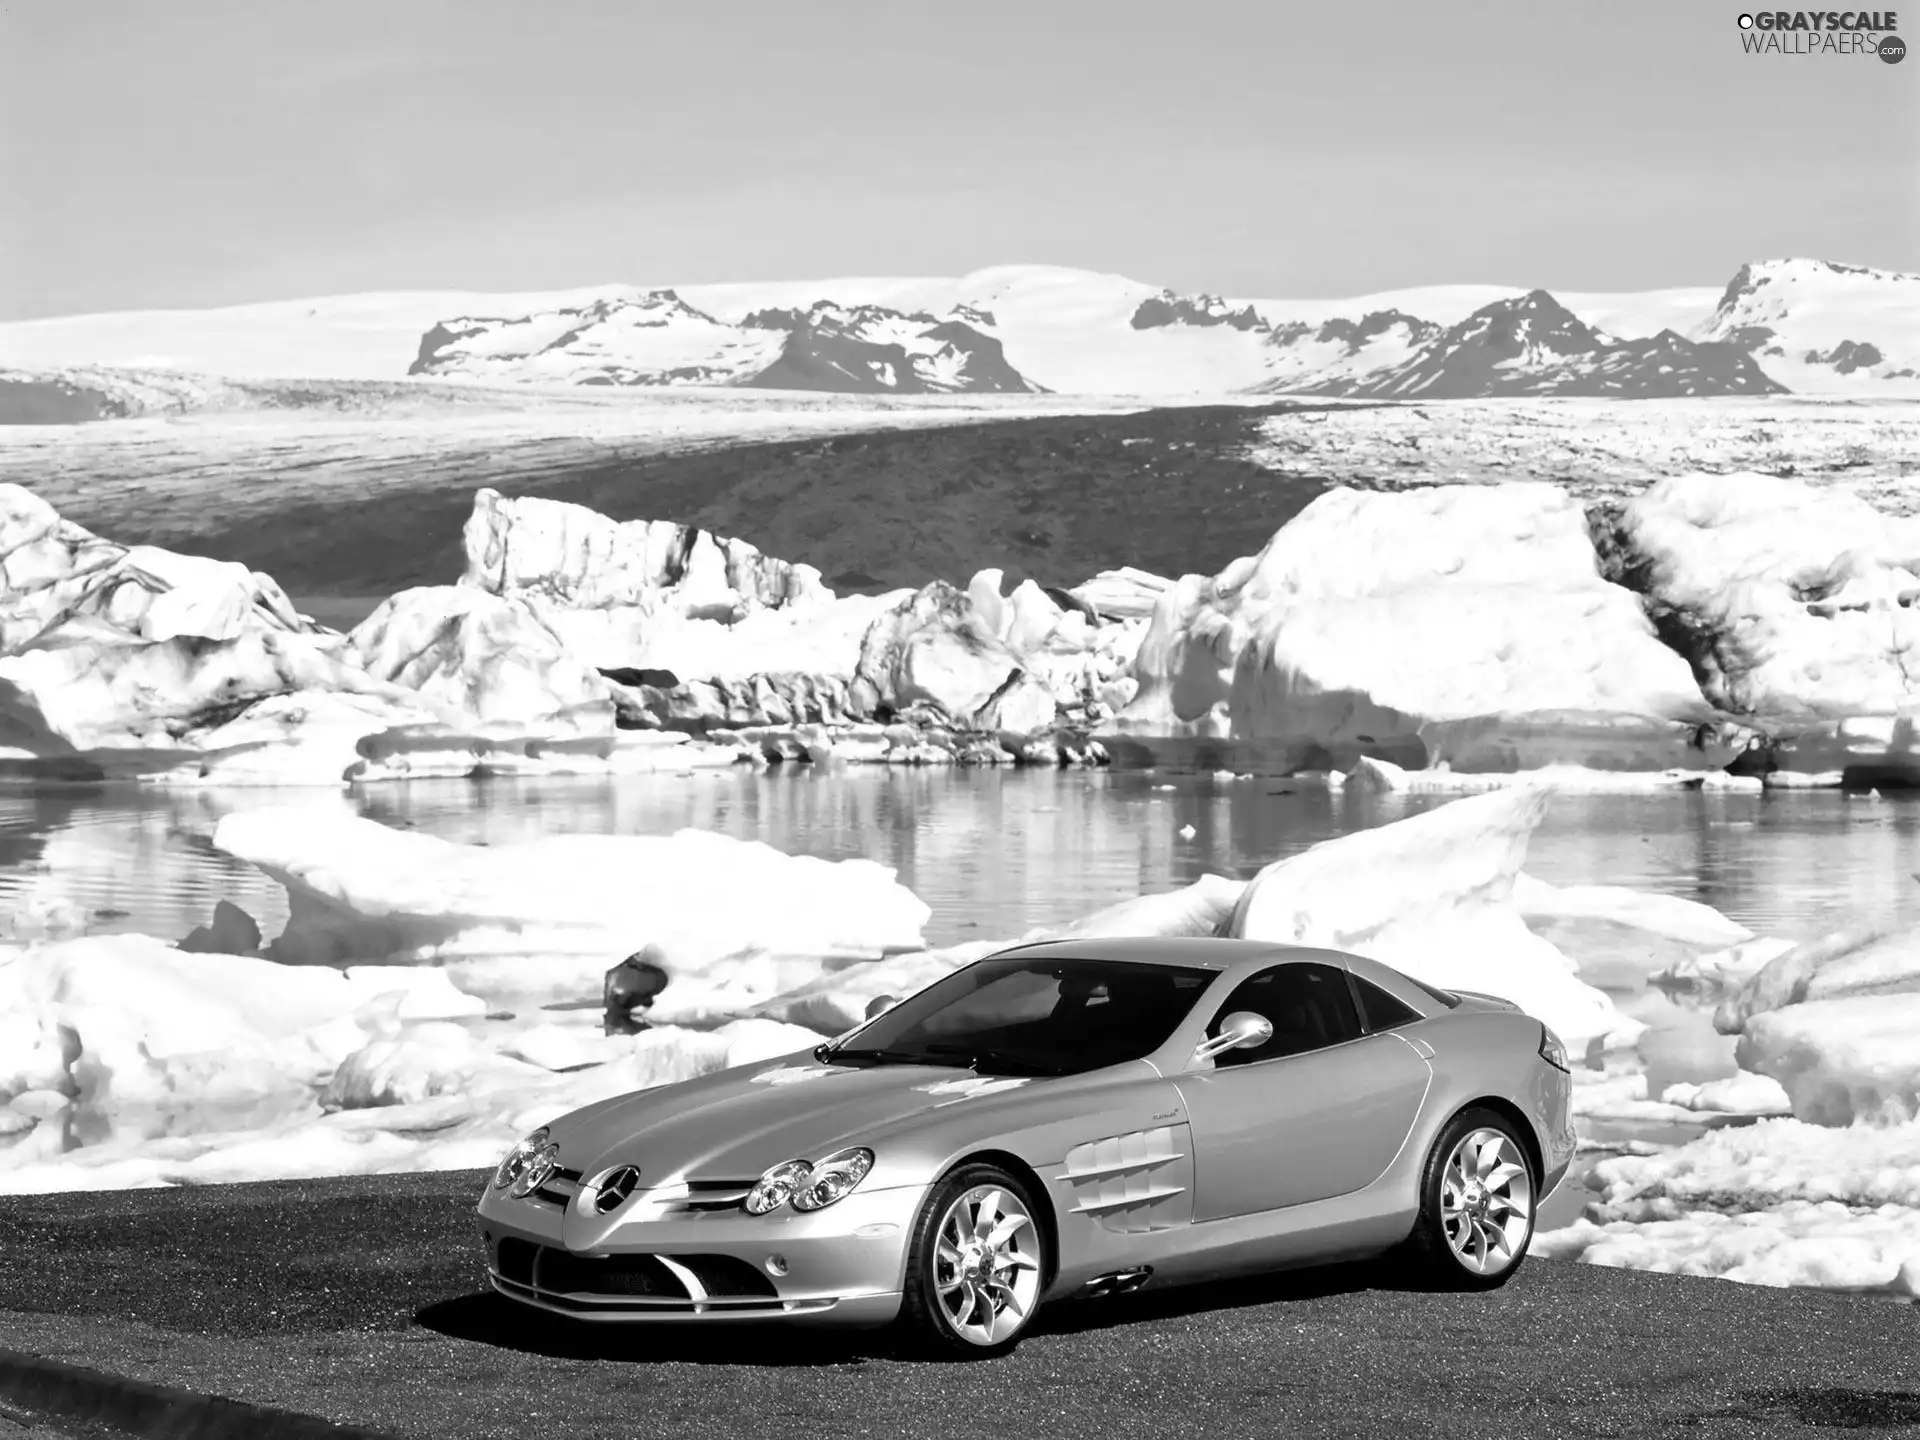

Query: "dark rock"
left=599, top=666, right=681, bottom=689
left=603, top=944, right=671, bottom=1036
left=178, top=899, right=264, bottom=956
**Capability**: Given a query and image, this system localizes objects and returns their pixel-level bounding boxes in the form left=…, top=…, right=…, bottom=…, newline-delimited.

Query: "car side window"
left=1351, top=976, right=1421, bottom=1032
left=1207, top=962, right=1363, bottom=1068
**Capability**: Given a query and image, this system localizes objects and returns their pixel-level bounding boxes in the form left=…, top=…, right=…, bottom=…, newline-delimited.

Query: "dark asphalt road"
left=2, top=1171, right=1918, bottom=1440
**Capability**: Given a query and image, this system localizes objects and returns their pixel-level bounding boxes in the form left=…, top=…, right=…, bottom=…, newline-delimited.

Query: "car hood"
left=549, top=1052, right=1054, bottom=1183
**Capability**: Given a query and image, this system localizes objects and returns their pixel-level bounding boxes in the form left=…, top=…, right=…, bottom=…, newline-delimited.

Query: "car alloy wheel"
left=900, top=1163, right=1047, bottom=1356
left=1411, top=1107, right=1537, bottom=1289
left=1440, top=1126, right=1534, bottom=1276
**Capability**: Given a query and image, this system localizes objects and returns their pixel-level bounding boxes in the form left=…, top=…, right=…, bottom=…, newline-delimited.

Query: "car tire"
left=1406, top=1107, right=1537, bottom=1290
left=897, top=1162, right=1048, bottom=1358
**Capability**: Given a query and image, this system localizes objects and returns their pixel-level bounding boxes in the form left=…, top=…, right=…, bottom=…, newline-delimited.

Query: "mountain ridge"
left=3, top=257, right=1913, bottom=401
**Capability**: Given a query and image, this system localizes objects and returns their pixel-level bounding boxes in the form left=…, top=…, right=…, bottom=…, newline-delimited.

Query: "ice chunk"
left=1660, top=1070, right=1792, bottom=1117
left=1597, top=471, right=1920, bottom=725
left=347, top=585, right=616, bottom=735
left=1223, top=787, right=1639, bottom=1049
left=211, top=806, right=933, bottom=1012
left=1736, top=994, right=1920, bottom=1125
left=1716, top=923, right=1919, bottom=1033
left=0, top=935, right=488, bottom=1143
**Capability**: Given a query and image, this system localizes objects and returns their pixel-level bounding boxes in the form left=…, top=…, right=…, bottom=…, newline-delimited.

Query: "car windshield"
left=822, top=955, right=1215, bottom=1078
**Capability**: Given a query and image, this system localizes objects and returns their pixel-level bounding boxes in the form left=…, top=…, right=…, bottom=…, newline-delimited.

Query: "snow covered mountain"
left=2, top=257, right=1914, bottom=401
left=1294, top=290, right=1784, bottom=399
left=1694, top=258, right=1920, bottom=394
left=408, top=291, right=1038, bottom=394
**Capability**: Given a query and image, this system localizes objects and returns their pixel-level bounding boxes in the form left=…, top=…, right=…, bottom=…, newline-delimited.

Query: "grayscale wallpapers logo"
left=1737, top=10, right=1905, bottom=60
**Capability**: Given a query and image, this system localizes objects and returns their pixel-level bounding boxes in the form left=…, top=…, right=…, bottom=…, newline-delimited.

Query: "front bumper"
left=476, top=1179, right=924, bottom=1327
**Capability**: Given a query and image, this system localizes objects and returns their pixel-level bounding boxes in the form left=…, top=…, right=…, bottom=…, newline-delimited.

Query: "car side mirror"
left=864, top=994, right=900, bottom=1019
left=1193, top=1010, right=1274, bottom=1063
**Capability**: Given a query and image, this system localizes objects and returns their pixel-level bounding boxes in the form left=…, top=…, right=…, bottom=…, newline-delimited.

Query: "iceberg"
left=346, top=585, right=617, bottom=736
left=1594, top=472, right=1920, bottom=783
left=1101, top=483, right=1727, bottom=775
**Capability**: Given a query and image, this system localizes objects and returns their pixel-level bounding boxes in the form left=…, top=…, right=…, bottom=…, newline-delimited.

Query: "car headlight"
left=744, top=1159, right=812, bottom=1215
left=791, top=1148, right=874, bottom=1212
left=492, top=1127, right=555, bottom=1195
left=744, top=1149, right=877, bottom=1214
left=1538, top=1025, right=1570, bottom=1073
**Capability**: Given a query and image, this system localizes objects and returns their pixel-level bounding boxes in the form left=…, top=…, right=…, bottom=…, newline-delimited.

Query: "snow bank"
left=210, top=806, right=933, bottom=1012
left=1540, top=1205, right=1920, bottom=1296
left=1595, top=472, right=1920, bottom=777
left=1538, top=1118, right=1920, bottom=1296
left=1221, top=787, right=1639, bottom=1049
left=1102, top=484, right=1723, bottom=774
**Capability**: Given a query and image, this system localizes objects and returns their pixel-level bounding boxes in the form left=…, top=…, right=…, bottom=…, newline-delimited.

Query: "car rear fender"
left=1398, top=1008, right=1566, bottom=1186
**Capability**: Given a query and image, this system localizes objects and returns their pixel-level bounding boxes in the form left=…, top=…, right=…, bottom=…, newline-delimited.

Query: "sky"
left=1, top=0, right=1916, bottom=320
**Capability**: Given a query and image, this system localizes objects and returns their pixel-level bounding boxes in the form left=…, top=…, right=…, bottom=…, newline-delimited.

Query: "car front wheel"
left=897, top=1163, right=1047, bottom=1357
left=1408, top=1107, right=1537, bottom=1289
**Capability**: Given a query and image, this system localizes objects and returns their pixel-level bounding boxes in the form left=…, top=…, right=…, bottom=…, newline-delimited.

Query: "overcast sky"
left=2, top=0, right=1915, bottom=320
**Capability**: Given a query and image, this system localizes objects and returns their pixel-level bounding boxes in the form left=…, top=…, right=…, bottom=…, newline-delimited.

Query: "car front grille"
left=493, top=1238, right=782, bottom=1313
left=669, top=1180, right=755, bottom=1214
left=516, top=1170, right=755, bottom=1216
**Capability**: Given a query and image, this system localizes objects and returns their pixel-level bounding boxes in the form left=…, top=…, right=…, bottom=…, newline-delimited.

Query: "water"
left=8, top=770, right=1918, bottom=1222
left=5, top=770, right=1917, bottom=951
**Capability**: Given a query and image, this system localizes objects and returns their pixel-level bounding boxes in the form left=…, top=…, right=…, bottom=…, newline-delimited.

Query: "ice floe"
left=208, top=805, right=934, bottom=1013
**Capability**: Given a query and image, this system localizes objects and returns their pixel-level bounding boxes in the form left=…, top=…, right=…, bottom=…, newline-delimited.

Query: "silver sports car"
left=477, top=937, right=1576, bottom=1355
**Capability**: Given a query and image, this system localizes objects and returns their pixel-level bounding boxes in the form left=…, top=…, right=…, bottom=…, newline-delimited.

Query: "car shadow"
left=1032, top=1255, right=1435, bottom=1337
left=415, top=1256, right=1420, bottom=1366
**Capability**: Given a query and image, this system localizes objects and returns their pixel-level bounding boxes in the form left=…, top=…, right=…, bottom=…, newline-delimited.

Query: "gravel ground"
left=2, top=1171, right=1919, bottom=1440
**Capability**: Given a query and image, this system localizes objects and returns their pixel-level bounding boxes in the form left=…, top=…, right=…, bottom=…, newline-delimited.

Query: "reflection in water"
left=1, top=772, right=1918, bottom=953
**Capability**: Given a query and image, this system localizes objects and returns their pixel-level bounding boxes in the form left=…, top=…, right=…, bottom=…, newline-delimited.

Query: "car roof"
left=986, top=936, right=1351, bottom=973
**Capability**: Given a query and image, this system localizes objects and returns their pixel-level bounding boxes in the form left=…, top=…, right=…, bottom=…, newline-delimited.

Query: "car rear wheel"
left=1408, top=1107, right=1536, bottom=1289
left=897, top=1163, right=1047, bottom=1357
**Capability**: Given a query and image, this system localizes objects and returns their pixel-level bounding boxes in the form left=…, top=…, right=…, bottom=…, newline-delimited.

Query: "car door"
left=1172, top=961, right=1432, bottom=1223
